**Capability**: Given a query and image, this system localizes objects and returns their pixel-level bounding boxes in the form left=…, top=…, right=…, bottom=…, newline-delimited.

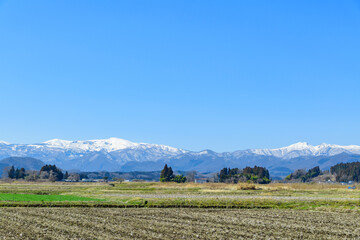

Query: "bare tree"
left=186, top=171, right=196, bottom=182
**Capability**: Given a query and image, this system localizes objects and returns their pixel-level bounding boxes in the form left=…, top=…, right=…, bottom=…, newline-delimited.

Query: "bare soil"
left=0, top=208, right=358, bottom=239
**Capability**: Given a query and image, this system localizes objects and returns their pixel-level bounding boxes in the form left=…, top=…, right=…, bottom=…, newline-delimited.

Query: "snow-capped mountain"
left=0, top=139, right=360, bottom=177
left=42, top=138, right=183, bottom=154
left=0, top=138, right=187, bottom=171
left=250, top=142, right=360, bottom=159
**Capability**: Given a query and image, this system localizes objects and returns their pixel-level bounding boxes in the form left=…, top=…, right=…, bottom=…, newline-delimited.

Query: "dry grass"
left=261, top=182, right=351, bottom=191
left=153, top=182, right=351, bottom=191
left=237, top=183, right=257, bottom=190
left=155, top=182, right=236, bottom=190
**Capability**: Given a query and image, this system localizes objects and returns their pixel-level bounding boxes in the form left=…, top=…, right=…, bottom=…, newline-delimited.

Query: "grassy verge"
left=0, top=193, right=103, bottom=202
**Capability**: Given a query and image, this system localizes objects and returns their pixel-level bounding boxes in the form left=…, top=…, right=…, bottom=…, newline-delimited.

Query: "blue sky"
left=0, top=0, right=359, bottom=152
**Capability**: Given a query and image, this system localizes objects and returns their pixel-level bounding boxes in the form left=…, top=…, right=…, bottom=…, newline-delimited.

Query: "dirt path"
left=108, top=193, right=360, bottom=201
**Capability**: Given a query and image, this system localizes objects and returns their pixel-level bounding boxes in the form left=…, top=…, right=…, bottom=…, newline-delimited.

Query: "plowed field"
left=0, top=208, right=358, bottom=239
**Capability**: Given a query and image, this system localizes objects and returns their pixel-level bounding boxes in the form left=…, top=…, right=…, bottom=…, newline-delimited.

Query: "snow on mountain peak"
left=41, top=137, right=187, bottom=154
left=0, top=140, right=10, bottom=145
left=43, top=138, right=139, bottom=152
left=44, top=139, right=72, bottom=146
left=251, top=142, right=360, bottom=159
left=281, top=142, right=311, bottom=151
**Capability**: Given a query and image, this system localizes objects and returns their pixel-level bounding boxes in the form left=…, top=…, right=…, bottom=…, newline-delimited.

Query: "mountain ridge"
left=0, top=138, right=360, bottom=177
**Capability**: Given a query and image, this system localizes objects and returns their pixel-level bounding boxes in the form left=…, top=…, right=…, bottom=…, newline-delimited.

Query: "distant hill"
left=0, top=157, right=45, bottom=171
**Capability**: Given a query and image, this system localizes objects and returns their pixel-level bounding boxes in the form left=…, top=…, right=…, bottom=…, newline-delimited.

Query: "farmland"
left=0, top=181, right=359, bottom=239
left=0, top=208, right=359, bottom=239
left=0, top=181, right=359, bottom=209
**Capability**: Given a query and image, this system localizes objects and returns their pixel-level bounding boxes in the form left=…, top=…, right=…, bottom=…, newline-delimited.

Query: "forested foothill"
left=330, top=162, right=360, bottom=182
left=285, top=166, right=322, bottom=183
left=284, top=162, right=360, bottom=183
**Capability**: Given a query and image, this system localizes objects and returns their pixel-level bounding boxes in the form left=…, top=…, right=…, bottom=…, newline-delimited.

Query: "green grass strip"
left=0, top=193, right=103, bottom=202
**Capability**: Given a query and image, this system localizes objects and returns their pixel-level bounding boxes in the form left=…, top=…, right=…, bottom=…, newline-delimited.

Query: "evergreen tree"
left=167, top=167, right=174, bottom=181
left=15, top=168, right=20, bottom=179
left=8, top=166, right=15, bottom=179
left=160, top=164, right=169, bottom=182
left=64, top=171, right=69, bottom=179
left=18, top=168, right=26, bottom=179
left=160, top=164, right=180, bottom=182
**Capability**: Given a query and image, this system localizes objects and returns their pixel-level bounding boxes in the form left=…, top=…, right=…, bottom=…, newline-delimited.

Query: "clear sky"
left=0, top=0, right=359, bottom=152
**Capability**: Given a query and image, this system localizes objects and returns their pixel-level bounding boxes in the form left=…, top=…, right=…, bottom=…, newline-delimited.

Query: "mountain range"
left=1, top=138, right=360, bottom=177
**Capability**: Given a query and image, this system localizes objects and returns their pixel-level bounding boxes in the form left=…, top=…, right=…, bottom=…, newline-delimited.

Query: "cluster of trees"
left=7, top=164, right=68, bottom=182
left=40, top=165, right=64, bottom=181
left=8, top=167, right=26, bottom=179
left=219, top=168, right=241, bottom=183
left=218, top=166, right=271, bottom=184
left=160, top=164, right=186, bottom=183
left=330, top=162, right=360, bottom=182
left=285, top=166, right=321, bottom=182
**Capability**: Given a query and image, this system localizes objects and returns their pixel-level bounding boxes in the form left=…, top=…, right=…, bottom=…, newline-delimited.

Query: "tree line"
left=8, top=166, right=26, bottom=179
left=7, top=164, right=70, bottom=182
left=330, top=162, right=360, bottom=182
left=8, top=161, right=360, bottom=183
